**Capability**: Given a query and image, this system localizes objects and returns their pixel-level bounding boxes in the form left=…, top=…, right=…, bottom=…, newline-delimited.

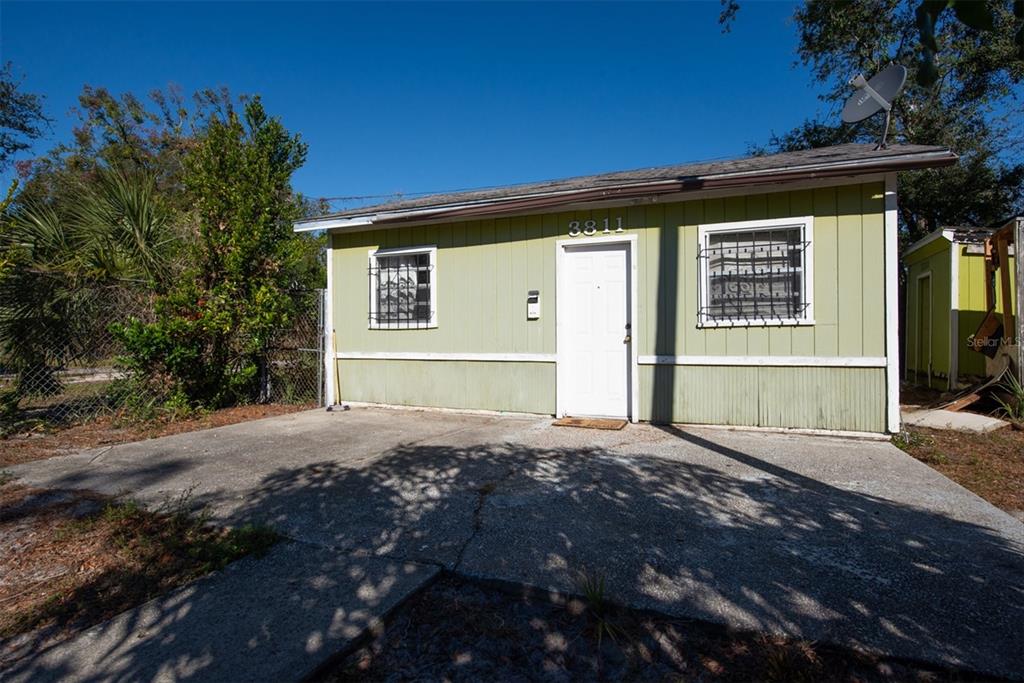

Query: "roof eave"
left=905, top=228, right=955, bottom=256
left=293, top=148, right=957, bottom=233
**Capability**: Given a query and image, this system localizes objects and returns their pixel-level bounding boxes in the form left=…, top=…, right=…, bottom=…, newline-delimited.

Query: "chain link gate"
left=261, top=289, right=325, bottom=407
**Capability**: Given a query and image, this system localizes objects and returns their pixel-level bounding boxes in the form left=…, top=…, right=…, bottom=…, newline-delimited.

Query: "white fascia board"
left=294, top=216, right=375, bottom=233
left=905, top=229, right=953, bottom=256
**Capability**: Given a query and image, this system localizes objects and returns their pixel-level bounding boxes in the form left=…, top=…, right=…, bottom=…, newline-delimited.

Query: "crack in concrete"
left=88, top=446, right=113, bottom=464
left=272, top=534, right=449, bottom=572
left=452, top=465, right=517, bottom=572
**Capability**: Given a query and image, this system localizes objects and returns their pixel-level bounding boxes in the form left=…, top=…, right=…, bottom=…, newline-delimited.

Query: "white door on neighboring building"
left=560, top=242, right=631, bottom=418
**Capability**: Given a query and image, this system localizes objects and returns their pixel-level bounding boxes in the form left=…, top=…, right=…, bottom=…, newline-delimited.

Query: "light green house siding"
left=904, top=239, right=952, bottom=387
left=905, top=237, right=1017, bottom=387
left=958, top=248, right=1017, bottom=378
left=330, top=181, right=889, bottom=432
left=641, top=365, right=885, bottom=432
left=339, top=359, right=556, bottom=414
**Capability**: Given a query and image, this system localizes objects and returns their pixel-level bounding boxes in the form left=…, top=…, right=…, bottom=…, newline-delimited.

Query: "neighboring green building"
left=904, top=226, right=1018, bottom=390
left=296, top=144, right=956, bottom=434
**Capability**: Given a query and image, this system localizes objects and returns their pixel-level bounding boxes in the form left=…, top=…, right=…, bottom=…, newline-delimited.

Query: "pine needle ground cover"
left=0, top=482, right=277, bottom=667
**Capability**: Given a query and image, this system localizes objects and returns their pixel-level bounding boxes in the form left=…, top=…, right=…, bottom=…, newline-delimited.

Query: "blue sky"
left=1, top=1, right=826, bottom=208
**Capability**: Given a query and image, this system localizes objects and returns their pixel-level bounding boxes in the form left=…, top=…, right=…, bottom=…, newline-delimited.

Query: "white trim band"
left=337, top=351, right=887, bottom=367
left=638, top=355, right=887, bottom=368
left=337, top=351, right=556, bottom=362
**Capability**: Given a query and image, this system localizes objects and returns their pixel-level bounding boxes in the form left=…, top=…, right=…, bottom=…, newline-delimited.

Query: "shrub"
left=114, top=97, right=309, bottom=409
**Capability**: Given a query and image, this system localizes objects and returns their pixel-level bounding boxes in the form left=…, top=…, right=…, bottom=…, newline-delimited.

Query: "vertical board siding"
left=789, top=189, right=817, bottom=356
left=331, top=181, right=888, bottom=431
left=681, top=200, right=706, bottom=356
left=758, top=367, right=885, bottom=432
left=904, top=243, right=951, bottom=386
left=340, top=360, right=556, bottom=414
left=638, top=365, right=885, bottom=432
left=956, top=249, right=1017, bottom=378
left=956, top=248, right=986, bottom=378
left=836, top=185, right=864, bottom=357
left=860, top=185, right=886, bottom=357
left=813, top=187, right=839, bottom=356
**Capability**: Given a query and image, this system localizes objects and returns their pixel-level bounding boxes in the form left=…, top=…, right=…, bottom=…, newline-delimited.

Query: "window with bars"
left=368, top=246, right=437, bottom=329
left=697, top=218, right=813, bottom=326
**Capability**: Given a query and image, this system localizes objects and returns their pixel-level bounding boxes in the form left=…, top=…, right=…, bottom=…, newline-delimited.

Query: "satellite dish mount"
left=841, top=64, right=907, bottom=149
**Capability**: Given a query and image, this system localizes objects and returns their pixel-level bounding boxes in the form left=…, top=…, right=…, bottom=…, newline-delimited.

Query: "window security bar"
left=697, top=236, right=810, bottom=324
left=368, top=259, right=434, bottom=328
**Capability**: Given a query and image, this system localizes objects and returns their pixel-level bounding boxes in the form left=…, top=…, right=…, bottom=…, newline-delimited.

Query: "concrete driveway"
left=5, top=407, right=1024, bottom=678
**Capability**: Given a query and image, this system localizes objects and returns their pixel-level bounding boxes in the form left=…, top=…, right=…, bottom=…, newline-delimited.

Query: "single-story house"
left=296, top=143, right=956, bottom=434
left=904, top=221, right=1019, bottom=390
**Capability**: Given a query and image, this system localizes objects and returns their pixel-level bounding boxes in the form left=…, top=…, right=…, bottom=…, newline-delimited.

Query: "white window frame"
left=367, top=244, right=438, bottom=330
left=697, top=216, right=815, bottom=328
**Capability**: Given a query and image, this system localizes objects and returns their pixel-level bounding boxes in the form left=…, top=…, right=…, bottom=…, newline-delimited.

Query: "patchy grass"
left=0, top=483, right=277, bottom=664
left=0, top=403, right=309, bottom=467
left=896, top=426, right=1024, bottom=517
left=323, top=575, right=996, bottom=682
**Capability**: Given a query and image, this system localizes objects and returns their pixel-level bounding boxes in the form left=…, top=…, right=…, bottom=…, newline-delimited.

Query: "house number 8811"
left=568, top=217, right=625, bottom=236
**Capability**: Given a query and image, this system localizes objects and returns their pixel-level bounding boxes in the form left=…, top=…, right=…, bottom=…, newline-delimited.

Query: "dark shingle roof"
left=300, top=143, right=954, bottom=225
left=948, top=226, right=998, bottom=244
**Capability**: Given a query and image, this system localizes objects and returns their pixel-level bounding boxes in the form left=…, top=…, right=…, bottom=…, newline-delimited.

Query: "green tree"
left=0, top=168, right=172, bottom=403
left=0, top=62, right=50, bottom=211
left=115, top=97, right=311, bottom=407
left=0, top=62, right=49, bottom=171
left=725, top=0, right=1024, bottom=242
left=15, top=85, right=233, bottom=212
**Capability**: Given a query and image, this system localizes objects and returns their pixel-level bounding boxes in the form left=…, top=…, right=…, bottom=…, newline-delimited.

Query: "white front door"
left=560, top=242, right=631, bottom=418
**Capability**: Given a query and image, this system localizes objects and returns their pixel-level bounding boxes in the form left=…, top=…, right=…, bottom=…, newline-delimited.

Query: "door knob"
left=623, top=334, right=631, bottom=344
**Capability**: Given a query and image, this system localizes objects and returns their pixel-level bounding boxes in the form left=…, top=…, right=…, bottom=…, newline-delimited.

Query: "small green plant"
left=756, top=634, right=821, bottom=683
left=6, top=488, right=279, bottom=640
left=107, top=373, right=201, bottom=426
left=575, top=569, right=624, bottom=648
left=97, top=489, right=278, bottom=571
left=891, top=429, right=930, bottom=452
left=994, top=374, right=1024, bottom=424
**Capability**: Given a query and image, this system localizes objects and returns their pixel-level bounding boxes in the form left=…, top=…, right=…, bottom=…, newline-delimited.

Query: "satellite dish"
left=841, top=63, right=907, bottom=148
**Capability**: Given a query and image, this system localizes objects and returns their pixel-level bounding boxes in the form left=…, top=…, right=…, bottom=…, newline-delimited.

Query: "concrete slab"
left=5, top=407, right=1024, bottom=679
left=6, top=408, right=530, bottom=567
left=461, top=424, right=1024, bottom=677
left=1, top=542, right=436, bottom=683
left=901, top=408, right=1008, bottom=433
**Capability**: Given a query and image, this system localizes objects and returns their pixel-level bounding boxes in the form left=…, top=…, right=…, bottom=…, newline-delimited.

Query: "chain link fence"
left=1, top=290, right=325, bottom=430
left=261, top=289, right=325, bottom=406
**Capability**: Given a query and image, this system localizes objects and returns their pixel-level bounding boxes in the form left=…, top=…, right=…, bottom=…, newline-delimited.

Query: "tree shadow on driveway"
left=216, top=428, right=1024, bottom=678
left=6, top=422, right=1023, bottom=680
